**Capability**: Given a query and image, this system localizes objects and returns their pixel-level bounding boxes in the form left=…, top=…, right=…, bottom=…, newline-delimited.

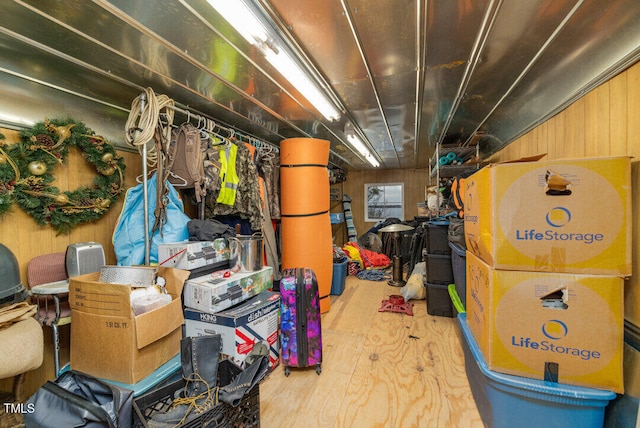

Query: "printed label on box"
left=184, top=267, right=273, bottom=314
left=185, top=291, right=280, bottom=370
left=158, top=240, right=229, bottom=270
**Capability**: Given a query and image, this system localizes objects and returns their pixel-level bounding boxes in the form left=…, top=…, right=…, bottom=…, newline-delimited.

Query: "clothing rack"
left=129, top=88, right=278, bottom=265
left=167, top=104, right=280, bottom=154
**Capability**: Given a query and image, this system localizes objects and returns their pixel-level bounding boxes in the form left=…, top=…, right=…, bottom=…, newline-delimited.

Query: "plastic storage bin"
left=449, top=241, right=466, bottom=307
left=458, top=313, right=616, bottom=428
left=425, top=253, right=454, bottom=285
left=604, top=393, right=640, bottom=428
left=426, top=221, right=450, bottom=254
left=426, top=282, right=454, bottom=317
left=604, top=324, right=640, bottom=427
left=448, top=283, right=465, bottom=316
left=133, top=359, right=259, bottom=427
left=331, top=259, right=348, bottom=295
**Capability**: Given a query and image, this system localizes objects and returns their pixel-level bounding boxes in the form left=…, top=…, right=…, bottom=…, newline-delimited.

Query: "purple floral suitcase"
left=280, top=267, right=323, bottom=376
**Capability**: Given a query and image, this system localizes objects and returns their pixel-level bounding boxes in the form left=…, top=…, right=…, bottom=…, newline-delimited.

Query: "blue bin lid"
left=457, top=313, right=616, bottom=403
left=448, top=241, right=466, bottom=257
left=428, top=220, right=449, bottom=226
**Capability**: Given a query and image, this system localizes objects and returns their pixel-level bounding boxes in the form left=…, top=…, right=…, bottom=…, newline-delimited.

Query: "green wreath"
left=0, top=118, right=126, bottom=234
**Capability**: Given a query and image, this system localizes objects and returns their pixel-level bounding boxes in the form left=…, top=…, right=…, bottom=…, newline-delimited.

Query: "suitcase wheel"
left=284, top=366, right=291, bottom=377
left=315, top=364, right=322, bottom=375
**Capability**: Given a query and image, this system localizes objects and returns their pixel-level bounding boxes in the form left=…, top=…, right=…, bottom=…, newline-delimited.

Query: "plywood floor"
left=259, top=275, right=483, bottom=428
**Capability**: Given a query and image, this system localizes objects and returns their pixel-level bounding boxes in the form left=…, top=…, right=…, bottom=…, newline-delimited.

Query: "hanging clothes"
left=257, top=152, right=280, bottom=220
left=205, top=142, right=263, bottom=231
left=216, top=141, right=239, bottom=206
left=259, top=175, right=281, bottom=280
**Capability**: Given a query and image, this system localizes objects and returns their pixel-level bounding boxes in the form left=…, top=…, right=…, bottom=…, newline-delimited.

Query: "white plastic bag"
left=401, top=262, right=426, bottom=301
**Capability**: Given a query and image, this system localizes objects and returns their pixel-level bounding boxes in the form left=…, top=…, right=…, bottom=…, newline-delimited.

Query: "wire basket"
left=133, top=360, right=260, bottom=428
left=99, top=266, right=157, bottom=287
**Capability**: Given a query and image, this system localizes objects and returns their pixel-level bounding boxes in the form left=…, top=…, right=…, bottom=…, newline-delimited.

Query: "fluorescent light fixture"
left=208, top=0, right=341, bottom=122
left=346, top=130, right=380, bottom=168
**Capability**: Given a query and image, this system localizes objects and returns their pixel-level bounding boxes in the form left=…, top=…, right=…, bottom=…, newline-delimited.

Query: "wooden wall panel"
left=341, top=168, right=430, bottom=243
left=494, top=65, right=640, bottom=164
left=0, top=129, right=143, bottom=277
left=610, top=71, right=628, bottom=156
left=0, top=128, right=143, bottom=396
left=551, top=114, right=564, bottom=158
left=628, top=64, right=640, bottom=160
left=563, top=100, right=586, bottom=159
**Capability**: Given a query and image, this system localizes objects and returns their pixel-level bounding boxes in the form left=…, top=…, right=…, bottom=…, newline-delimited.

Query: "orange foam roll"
left=280, top=137, right=330, bottom=166
left=280, top=137, right=332, bottom=313
left=280, top=166, right=330, bottom=216
left=281, top=211, right=333, bottom=314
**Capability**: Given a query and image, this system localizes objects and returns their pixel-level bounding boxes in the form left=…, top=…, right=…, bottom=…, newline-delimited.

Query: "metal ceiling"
left=0, top=0, right=639, bottom=171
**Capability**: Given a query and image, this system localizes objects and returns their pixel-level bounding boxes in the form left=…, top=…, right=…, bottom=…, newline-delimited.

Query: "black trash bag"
left=187, top=219, right=236, bottom=241
left=24, top=370, right=134, bottom=428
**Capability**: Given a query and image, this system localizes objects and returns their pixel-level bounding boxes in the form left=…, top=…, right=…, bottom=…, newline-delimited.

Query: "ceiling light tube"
left=208, top=0, right=341, bottom=122
left=347, top=134, right=380, bottom=168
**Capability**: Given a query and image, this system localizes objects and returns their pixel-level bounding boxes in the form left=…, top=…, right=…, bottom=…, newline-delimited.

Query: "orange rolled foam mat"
left=280, top=166, right=329, bottom=215
left=280, top=138, right=332, bottom=313
left=281, top=215, right=333, bottom=313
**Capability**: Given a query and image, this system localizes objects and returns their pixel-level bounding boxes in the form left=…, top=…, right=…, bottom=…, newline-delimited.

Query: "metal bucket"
left=229, top=233, right=264, bottom=272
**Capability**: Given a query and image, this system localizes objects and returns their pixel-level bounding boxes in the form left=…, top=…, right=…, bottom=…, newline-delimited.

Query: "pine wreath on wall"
left=0, top=117, right=126, bottom=234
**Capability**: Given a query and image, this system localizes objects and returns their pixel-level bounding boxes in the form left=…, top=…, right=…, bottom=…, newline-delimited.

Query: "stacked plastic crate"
left=461, top=156, right=631, bottom=427
left=424, top=219, right=454, bottom=317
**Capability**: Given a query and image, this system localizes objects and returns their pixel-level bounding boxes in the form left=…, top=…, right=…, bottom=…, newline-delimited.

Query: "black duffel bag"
left=25, top=370, right=133, bottom=428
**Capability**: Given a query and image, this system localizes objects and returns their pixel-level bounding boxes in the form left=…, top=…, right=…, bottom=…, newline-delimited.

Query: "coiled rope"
left=356, top=269, right=390, bottom=281
left=125, top=87, right=175, bottom=167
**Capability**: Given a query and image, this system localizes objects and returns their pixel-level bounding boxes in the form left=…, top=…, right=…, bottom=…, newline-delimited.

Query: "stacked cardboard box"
left=183, top=267, right=280, bottom=371
left=183, top=266, right=273, bottom=314
left=184, top=291, right=281, bottom=371
left=464, top=156, right=630, bottom=393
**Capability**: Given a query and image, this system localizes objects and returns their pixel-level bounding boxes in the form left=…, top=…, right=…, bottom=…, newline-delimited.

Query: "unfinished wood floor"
left=259, top=275, right=483, bottom=428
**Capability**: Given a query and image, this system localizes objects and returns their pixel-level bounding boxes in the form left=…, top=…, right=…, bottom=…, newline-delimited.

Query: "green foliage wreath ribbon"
left=0, top=118, right=126, bottom=234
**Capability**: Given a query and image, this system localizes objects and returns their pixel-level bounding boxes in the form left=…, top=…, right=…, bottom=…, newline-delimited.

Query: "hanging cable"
left=125, top=87, right=175, bottom=167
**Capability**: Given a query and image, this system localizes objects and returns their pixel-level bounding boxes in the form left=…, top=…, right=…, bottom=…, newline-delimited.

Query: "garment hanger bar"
left=235, top=132, right=280, bottom=153
left=163, top=103, right=276, bottom=152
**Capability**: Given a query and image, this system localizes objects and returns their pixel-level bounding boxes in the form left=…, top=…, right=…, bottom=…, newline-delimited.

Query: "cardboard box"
left=183, top=266, right=273, bottom=314
left=185, top=291, right=281, bottom=370
left=69, top=267, right=190, bottom=384
left=464, top=156, right=631, bottom=276
left=465, top=251, right=624, bottom=393
left=157, top=239, right=229, bottom=270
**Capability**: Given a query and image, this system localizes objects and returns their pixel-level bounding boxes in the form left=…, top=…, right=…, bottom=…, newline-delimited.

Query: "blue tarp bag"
left=113, top=173, right=190, bottom=266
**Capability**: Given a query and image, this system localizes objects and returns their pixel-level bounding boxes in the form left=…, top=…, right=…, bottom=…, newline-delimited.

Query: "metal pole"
left=140, top=92, right=151, bottom=266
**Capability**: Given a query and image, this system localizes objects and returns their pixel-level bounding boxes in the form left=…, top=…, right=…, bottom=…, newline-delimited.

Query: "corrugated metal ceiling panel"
left=0, top=0, right=638, bottom=171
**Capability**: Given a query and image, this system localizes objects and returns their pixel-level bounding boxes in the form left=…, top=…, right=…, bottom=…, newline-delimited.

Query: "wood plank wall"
left=338, top=168, right=430, bottom=246
left=0, top=129, right=143, bottom=271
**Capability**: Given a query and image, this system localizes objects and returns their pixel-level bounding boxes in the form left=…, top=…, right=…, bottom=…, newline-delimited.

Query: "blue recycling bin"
left=331, top=259, right=348, bottom=295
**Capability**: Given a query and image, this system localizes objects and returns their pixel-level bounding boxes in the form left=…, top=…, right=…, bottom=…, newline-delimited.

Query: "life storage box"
left=464, top=156, right=631, bottom=276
